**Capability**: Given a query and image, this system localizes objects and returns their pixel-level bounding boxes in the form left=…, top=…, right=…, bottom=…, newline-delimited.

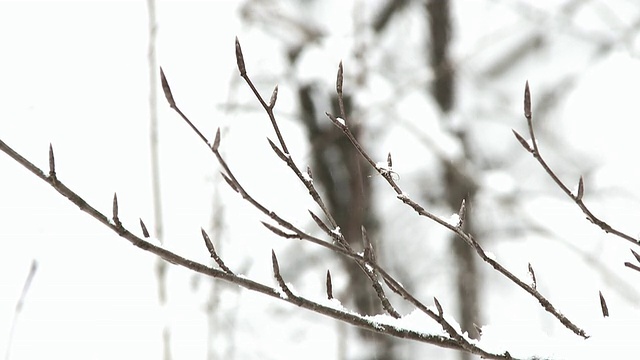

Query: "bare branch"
left=517, top=82, right=640, bottom=248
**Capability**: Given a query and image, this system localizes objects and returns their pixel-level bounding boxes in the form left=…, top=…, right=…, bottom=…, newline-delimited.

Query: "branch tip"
left=599, top=291, right=609, bottom=317
left=524, top=81, right=531, bottom=120
left=336, top=61, right=344, bottom=95
left=326, top=270, right=333, bottom=300
left=159, top=67, right=177, bottom=109
left=235, top=37, right=246, bottom=76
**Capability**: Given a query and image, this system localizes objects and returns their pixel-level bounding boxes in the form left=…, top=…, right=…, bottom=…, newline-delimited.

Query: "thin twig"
left=326, top=76, right=588, bottom=338
left=516, top=81, right=639, bottom=248
left=0, top=137, right=518, bottom=358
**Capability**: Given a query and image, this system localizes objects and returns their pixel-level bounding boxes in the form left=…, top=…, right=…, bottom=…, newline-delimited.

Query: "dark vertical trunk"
left=426, top=3, right=481, bottom=360
left=298, top=85, right=394, bottom=359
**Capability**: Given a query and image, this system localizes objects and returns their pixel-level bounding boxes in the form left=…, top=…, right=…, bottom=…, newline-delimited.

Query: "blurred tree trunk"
left=425, top=2, right=481, bottom=360
left=297, top=84, right=395, bottom=359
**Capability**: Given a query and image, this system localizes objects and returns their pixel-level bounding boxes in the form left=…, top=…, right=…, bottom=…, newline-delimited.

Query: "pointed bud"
left=528, top=262, right=537, bottom=290
left=524, top=81, right=532, bottom=120
left=434, top=297, right=443, bottom=317
left=599, top=291, right=609, bottom=317
left=235, top=37, right=246, bottom=76
left=268, top=138, right=287, bottom=162
left=48, top=143, right=56, bottom=178
left=139, top=218, right=150, bottom=238
left=220, top=172, right=238, bottom=193
left=269, top=85, right=278, bottom=109
left=213, top=128, right=221, bottom=152
left=336, top=61, right=344, bottom=95
left=159, top=67, right=177, bottom=109
left=457, top=199, right=466, bottom=228
left=576, top=176, right=584, bottom=201
left=512, top=129, right=532, bottom=153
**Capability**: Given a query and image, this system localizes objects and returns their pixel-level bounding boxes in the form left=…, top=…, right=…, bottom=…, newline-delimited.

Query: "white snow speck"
left=336, top=117, right=346, bottom=126
left=447, top=213, right=461, bottom=227
left=331, top=226, right=342, bottom=237
left=302, top=171, right=313, bottom=184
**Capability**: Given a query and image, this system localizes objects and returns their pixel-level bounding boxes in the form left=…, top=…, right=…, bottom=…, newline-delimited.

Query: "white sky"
left=1, top=1, right=640, bottom=359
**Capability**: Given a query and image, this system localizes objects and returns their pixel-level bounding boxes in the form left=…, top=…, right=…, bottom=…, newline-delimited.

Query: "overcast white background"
left=1, top=1, right=640, bottom=359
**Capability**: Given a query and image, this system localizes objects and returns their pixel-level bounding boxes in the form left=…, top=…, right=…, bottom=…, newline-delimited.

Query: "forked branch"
left=514, top=81, right=639, bottom=248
